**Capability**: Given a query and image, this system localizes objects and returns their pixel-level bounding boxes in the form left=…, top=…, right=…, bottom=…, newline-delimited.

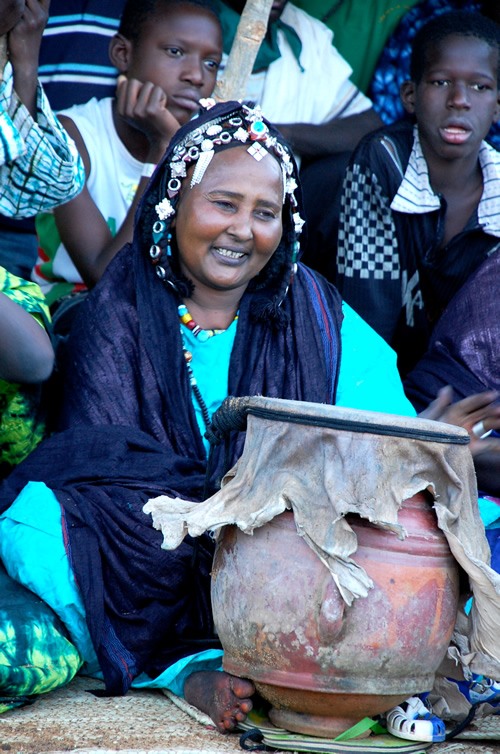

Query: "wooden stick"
left=0, top=35, right=7, bottom=84
left=213, top=0, right=274, bottom=102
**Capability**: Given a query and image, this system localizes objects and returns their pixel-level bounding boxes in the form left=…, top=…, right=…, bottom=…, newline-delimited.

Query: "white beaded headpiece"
left=154, top=101, right=304, bottom=236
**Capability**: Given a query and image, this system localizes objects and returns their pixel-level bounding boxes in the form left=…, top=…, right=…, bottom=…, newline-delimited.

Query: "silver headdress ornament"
left=154, top=102, right=304, bottom=236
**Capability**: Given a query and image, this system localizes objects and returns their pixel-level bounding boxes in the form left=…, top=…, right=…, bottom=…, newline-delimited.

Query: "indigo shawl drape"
left=0, top=243, right=343, bottom=696
left=404, top=250, right=500, bottom=412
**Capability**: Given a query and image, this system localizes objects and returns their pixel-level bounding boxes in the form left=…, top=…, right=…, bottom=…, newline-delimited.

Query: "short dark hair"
left=118, top=0, right=220, bottom=43
left=410, top=10, right=500, bottom=85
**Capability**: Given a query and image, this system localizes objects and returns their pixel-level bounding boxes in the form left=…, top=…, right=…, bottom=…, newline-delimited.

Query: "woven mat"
left=0, top=676, right=497, bottom=754
left=454, top=712, right=500, bottom=740
left=0, top=676, right=246, bottom=753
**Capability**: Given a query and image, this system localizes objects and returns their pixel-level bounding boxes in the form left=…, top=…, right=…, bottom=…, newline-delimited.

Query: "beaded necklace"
left=178, top=303, right=238, bottom=430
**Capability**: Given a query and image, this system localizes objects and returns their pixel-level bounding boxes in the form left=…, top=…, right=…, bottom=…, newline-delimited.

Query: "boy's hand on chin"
left=116, top=75, right=181, bottom=159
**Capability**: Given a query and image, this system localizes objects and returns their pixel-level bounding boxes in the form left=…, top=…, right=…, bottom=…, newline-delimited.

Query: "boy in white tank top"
left=34, top=0, right=223, bottom=308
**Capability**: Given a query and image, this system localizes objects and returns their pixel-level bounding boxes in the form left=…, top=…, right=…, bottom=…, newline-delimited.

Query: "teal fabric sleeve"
left=0, top=481, right=100, bottom=675
left=335, top=302, right=416, bottom=416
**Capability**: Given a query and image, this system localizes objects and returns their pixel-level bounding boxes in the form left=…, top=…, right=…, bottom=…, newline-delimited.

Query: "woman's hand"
left=115, top=75, right=181, bottom=162
left=420, top=386, right=500, bottom=459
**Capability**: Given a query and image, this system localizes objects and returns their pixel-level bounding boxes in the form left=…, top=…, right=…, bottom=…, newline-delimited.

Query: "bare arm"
left=54, top=77, right=180, bottom=287
left=276, top=108, right=382, bottom=159
left=9, top=0, right=50, bottom=118
left=0, top=292, right=54, bottom=383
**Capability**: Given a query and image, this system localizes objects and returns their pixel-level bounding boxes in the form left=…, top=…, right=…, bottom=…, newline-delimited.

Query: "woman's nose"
left=228, top=213, right=253, bottom=239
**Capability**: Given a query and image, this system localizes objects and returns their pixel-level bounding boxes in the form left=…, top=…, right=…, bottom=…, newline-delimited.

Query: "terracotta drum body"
left=212, top=495, right=460, bottom=736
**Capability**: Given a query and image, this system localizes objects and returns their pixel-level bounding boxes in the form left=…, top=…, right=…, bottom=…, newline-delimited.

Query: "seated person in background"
left=369, top=0, right=500, bottom=150
left=336, top=11, right=500, bottom=379
left=405, top=249, right=500, bottom=612
left=0, top=101, right=499, bottom=730
left=292, top=0, right=421, bottom=94
left=216, top=0, right=383, bottom=281
left=33, top=0, right=223, bottom=307
left=37, top=0, right=124, bottom=111
left=0, top=0, right=84, bottom=221
left=0, top=0, right=125, bottom=281
left=218, top=0, right=381, bottom=159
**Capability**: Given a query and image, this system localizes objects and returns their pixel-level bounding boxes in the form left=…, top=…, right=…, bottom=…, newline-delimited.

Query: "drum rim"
left=210, top=396, right=470, bottom=445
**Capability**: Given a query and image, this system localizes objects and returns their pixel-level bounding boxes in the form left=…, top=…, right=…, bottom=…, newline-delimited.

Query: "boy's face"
left=401, top=34, right=500, bottom=163
left=123, top=4, right=222, bottom=125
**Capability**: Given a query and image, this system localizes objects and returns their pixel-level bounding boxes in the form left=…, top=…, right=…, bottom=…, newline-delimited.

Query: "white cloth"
left=391, top=126, right=500, bottom=237
left=33, top=96, right=143, bottom=291
left=218, top=3, right=372, bottom=126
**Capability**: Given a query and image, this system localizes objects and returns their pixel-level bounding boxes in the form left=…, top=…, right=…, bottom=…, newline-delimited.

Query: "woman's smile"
left=211, top=246, right=248, bottom=263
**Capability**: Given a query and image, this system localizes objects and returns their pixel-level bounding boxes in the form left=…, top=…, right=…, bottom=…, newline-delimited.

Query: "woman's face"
left=174, top=146, right=284, bottom=298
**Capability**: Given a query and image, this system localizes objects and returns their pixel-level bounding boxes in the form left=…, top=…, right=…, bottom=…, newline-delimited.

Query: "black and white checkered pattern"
left=337, top=164, right=400, bottom=280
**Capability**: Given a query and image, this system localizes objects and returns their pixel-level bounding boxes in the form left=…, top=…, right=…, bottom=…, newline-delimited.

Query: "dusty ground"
left=0, top=677, right=497, bottom=754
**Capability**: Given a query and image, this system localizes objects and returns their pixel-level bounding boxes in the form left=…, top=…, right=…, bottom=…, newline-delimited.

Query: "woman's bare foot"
left=184, top=670, right=255, bottom=733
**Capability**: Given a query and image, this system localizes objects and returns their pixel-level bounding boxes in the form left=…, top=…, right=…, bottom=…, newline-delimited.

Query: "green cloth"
left=0, top=268, right=51, bottom=476
left=216, top=1, right=303, bottom=72
left=293, top=0, right=422, bottom=92
left=0, top=563, right=82, bottom=714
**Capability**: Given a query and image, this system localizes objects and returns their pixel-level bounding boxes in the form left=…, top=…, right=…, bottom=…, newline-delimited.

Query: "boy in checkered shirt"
left=336, top=10, right=500, bottom=378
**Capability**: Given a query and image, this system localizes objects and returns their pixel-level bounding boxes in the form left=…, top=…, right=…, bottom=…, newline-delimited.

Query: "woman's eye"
left=431, top=79, right=449, bottom=87
left=471, top=83, right=488, bottom=91
left=214, top=200, right=234, bottom=210
left=165, top=47, right=182, bottom=57
left=256, top=209, right=277, bottom=220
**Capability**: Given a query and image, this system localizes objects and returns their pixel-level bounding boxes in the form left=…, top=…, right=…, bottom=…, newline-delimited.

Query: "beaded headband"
left=153, top=99, right=304, bottom=235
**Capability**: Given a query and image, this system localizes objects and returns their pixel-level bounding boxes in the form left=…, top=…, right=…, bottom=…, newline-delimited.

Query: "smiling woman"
left=0, top=100, right=427, bottom=733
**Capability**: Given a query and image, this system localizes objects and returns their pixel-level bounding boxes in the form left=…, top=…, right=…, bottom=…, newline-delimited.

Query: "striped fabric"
left=38, top=1, right=123, bottom=110
left=0, top=63, right=85, bottom=219
left=391, top=127, right=500, bottom=232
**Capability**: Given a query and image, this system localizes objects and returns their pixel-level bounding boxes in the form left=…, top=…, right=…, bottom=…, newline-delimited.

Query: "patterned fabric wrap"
left=0, top=563, right=81, bottom=713
left=0, top=63, right=84, bottom=219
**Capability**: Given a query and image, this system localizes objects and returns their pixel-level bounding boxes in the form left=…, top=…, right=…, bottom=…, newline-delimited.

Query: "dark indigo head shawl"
left=0, top=102, right=344, bottom=695
left=404, top=250, right=500, bottom=412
